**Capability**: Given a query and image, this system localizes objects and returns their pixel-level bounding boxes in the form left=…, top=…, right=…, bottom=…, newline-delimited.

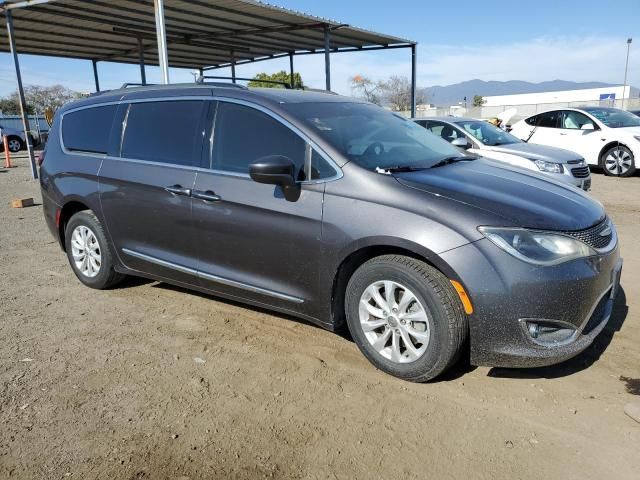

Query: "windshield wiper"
left=378, top=165, right=430, bottom=174
left=429, top=155, right=475, bottom=168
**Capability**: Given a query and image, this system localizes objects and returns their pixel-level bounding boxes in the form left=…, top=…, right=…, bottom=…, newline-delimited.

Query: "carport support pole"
left=154, top=0, right=170, bottom=84
left=231, top=50, right=236, bottom=84
left=289, top=52, right=294, bottom=88
left=5, top=9, right=37, bottom=180
left=410, top=44, right=417, bottom=118
left=137, top=36, right=147, bottom=85
left=91, top=59, right=100, bottom=92
left=324, top=26, right=331, bottom=91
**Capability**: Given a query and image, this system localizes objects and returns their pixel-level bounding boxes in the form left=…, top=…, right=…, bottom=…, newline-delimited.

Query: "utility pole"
left=622, top=38, right=632, bottom=110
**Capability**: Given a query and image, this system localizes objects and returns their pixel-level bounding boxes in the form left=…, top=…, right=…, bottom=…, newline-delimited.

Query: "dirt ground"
left=0, top=154, right=638, bottom=480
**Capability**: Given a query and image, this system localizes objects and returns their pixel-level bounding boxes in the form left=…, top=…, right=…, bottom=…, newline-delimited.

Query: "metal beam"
left=411, top=44, right=417, bottom=118
left=203, top=43, right=415, bottom=71
left=92, top=59, right=100, bottom=92
left=137, top=35, right=147, bottom=84
left=153, top=0, right=170, bottom=84
left=5, top=9, right=37, bottom=180
left=324, top=25, right=331, bottom=91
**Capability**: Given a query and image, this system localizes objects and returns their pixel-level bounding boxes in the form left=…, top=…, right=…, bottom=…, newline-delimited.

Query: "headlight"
left=532, top=159, right=564, bottom=173
left=478, top=226, right=596, bottom=266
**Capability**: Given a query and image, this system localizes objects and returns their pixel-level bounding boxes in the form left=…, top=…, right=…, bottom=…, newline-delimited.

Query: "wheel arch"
left=58, top=199, right=92, bottom=251
left=329, top=238, right=462, bottom=330
left=598, top=141, right=631, bottom=167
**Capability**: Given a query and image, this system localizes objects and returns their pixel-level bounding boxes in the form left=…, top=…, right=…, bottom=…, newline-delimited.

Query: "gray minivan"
left=40, top=84, right=622, bottom=382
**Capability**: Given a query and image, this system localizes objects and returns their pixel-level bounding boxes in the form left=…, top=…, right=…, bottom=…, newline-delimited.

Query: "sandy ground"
left=0, top=154, right=638, bottom=479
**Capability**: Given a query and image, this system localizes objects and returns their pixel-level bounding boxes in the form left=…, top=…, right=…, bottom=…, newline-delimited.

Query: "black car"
left=39, top=84, right=622, bottom=381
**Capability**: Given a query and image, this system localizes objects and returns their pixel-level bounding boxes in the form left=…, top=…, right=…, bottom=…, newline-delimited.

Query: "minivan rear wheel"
left=345, top=255, right=467, bottom=382
left=64, top=210, right=125, bottom=289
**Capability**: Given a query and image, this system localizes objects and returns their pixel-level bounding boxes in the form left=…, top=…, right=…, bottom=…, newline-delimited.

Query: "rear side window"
left=212, top=102, right=335, bottom=180
left=527, top=111, right=560, bottom=128
left=62, top=105, right=116, bottom=154
left=121, top=100, right=205, bottom=166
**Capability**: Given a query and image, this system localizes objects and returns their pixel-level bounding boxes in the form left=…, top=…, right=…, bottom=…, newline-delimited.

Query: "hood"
left=395, top=158, right=605, bottom=231
left=615, top=126, right=640, bottom=136
left=483, top=142, right=581, bottom=163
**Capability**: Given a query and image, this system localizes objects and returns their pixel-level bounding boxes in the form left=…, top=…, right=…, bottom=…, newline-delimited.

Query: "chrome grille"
left=562, top=219, right=613, bottom=249
left=571, top=166, right=590, bottom=178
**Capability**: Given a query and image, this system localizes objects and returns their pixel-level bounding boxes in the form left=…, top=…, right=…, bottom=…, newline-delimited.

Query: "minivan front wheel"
left=6, top=136, right=23, bottom=153
left=345, top=255, right=467, bottom=382
left=64, top=210, right=124, bottom=289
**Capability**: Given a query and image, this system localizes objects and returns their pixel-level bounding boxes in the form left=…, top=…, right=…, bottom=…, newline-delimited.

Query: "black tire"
left=345, top=255, right=467, bottom=382
left=601, top=145, right=636, bottom=177
left=6, top=136, right=23, bottom=153
left=64, top=210, right=125, bottom=289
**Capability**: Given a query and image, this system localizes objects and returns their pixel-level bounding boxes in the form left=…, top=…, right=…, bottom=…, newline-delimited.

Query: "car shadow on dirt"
left=149, top=281, right=330, bottom=333
left=487, top=286, right=629, bottom=380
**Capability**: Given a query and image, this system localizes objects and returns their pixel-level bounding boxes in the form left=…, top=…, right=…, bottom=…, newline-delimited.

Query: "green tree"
left=0, top=97, right=28, bottom=115
left=248, top=71, right=304, bottom=89
left=472, top=95, right=486, bottom=107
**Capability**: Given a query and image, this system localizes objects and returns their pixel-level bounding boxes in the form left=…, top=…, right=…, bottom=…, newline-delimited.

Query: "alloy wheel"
left=70, top=225, right=102, bottom=278
left=359, top=280, right=430, bottom=363
left=605, top=148, right=632, bottom=176
left=8, top=139, right=21, bottom=152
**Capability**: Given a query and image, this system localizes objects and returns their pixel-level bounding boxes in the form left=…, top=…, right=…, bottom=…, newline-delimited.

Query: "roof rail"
left=119, top=82, right=159, bottom=89
left=197, top=75, right=288, bottom=89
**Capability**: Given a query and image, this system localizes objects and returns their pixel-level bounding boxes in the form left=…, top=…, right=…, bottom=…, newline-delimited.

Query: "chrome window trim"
left=122, top=248, right=304, bottom=304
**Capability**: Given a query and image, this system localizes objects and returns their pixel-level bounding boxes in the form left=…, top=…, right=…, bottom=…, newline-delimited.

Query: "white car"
left=414, top=117, right=591, bottom=190
left=510, top=107, right=640, bottom=177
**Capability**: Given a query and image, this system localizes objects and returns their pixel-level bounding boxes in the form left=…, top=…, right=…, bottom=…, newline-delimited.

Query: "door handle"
left=192, top=189, right=222, bottom=202
left=559, top=132, right=568, bottom=136
left=164, top=185, right=192, bottom=196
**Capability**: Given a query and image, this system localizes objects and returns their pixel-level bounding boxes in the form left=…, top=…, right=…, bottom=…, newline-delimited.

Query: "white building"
left=483, top=85, right=637, bottom=107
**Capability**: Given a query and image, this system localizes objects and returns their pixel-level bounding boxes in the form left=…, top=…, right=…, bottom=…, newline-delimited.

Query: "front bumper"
left=441, top=238, right=621, bottom=368
left=544, top=168, right=591, bottom=191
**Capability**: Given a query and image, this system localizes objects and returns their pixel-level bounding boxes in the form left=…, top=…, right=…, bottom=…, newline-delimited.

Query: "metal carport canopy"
left=0, top=0, right=418, bottom=180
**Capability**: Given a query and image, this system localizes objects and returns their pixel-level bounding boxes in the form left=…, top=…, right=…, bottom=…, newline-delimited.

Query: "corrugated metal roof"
left=0, top=0, right=415, bottom=70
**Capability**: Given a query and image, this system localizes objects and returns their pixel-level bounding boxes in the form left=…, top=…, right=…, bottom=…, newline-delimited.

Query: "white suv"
left=510, top=107, right=640, bottom=177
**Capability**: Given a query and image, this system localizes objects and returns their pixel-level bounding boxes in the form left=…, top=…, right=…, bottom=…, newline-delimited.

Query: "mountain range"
left=423, top=79, right=619, bottom=107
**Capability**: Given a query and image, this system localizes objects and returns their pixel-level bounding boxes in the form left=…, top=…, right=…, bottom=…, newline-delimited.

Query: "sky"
left=0, top=0, right=638, bottom=97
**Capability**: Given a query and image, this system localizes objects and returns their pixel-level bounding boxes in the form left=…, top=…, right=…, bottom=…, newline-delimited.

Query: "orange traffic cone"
left=3, top=135, right=13, bottom=169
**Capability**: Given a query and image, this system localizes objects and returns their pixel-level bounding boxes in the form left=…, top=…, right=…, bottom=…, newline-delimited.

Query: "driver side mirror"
left=249, top=155, right=296, bottom=188
left=451, top=137, right=471, bottom=150
left=581, top=123, right=596, bottom=131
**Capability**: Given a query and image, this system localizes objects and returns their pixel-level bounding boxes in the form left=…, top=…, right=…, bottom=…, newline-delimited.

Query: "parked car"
left=414, top=116, right=591, bottom=190
left=510, top=107, right=640, bottom=177
left=0, top=123, right=27, bottom=152
left=40, top=84, right=622, bottom=382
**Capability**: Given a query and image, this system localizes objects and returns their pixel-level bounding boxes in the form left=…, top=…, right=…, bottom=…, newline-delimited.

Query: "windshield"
left=581, top=107, right=640, bottom=128
left=455, top=120, right=521, bottom=146
left=281, top=102, right=463, bottom=170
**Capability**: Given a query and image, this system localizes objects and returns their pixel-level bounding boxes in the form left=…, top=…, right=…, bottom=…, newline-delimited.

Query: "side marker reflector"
left=450, top=280, right=473, bottom=315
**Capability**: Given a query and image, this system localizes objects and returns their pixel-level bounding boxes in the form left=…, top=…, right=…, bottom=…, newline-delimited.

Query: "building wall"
left=483, top=86, right=633, bottom=107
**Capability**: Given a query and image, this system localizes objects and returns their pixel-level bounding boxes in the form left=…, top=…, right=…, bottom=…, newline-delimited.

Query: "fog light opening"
left=523, top=320, right=577, bottom=346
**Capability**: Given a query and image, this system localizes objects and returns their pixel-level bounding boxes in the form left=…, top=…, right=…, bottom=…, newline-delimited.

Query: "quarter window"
left=62, top=105, right=116, bottom=154
left=212, top=102, right=335, bottom=180
left=528, top=111, right=560, bottom=128
left=121, top=100, right=205, bottom=166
